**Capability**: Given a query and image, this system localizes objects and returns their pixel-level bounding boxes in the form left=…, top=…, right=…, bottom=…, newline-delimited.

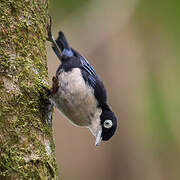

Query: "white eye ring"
left=103, top=120, right=113, bottom=129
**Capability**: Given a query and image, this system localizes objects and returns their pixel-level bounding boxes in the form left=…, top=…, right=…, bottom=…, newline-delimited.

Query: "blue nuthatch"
left=47, top=19, right=117, bottom=146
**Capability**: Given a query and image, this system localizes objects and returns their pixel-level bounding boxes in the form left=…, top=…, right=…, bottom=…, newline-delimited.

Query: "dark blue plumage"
left=54, top=32, right=108, bottom=108
left=48, top=29, right=117, bottom=145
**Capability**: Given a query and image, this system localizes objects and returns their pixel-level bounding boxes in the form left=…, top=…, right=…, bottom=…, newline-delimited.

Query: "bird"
left=47, top=19, right=117, bottom=146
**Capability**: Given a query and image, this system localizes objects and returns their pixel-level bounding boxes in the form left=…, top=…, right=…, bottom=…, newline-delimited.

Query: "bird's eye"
left=103, top=120, right=113, bottom=128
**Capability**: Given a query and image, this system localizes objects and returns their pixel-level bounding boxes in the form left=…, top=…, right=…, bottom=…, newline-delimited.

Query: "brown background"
left=47, top=0, right=180, bottom=179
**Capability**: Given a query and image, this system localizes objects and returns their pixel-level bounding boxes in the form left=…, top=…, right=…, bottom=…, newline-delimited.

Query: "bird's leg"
left=51, top=75, right=59, bottom=95
left=42, top=75, right=59, bottom=97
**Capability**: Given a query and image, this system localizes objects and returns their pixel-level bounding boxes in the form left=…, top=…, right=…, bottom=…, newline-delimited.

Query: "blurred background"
left=47, top=0, right=180, bottom=179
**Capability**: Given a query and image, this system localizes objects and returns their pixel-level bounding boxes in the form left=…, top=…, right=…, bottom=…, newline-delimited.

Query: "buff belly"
left=51, top=68, right=101, bottom=127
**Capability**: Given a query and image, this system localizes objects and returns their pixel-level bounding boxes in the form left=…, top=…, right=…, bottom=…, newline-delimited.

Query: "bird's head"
left=89, top=105, right=117, bottom=146
left=95, top=108, right=117, bottom=146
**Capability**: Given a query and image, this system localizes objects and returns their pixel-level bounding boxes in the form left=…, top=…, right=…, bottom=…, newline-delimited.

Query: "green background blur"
left=47, top=0, right=180, bottom=179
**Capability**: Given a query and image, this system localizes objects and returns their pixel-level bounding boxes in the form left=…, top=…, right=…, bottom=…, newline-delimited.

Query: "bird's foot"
left=51, top=76, right=59, bottom=95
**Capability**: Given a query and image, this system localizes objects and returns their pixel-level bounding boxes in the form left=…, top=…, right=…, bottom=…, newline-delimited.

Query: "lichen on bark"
left=0, top=0, right=58, bottom=179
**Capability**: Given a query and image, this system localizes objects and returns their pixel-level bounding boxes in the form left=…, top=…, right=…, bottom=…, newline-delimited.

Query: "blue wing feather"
left=88, top=74, right=96, bottom=88
left=71, top=48, right=99, bottom=88
left=80, top=56, right=98, bottom=88
left=79, top=55, right=107, bottom=105
left=80, top=57, right=97, bottom=76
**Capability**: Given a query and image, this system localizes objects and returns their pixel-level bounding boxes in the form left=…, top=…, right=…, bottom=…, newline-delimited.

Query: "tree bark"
left=0, top=0, right=58, bottom=179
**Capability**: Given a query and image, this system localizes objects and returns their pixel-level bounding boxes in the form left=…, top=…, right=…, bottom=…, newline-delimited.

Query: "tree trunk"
left=0, top=0, right=58, bottom=179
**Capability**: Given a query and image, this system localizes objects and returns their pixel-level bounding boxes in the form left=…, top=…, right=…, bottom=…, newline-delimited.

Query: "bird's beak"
left=95, top=126, right=102, bottom=146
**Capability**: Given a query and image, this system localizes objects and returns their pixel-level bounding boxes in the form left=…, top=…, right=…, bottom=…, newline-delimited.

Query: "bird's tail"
left=54, top=31, right=74, bottom=59
left=56, top=31, right=70, bottom=51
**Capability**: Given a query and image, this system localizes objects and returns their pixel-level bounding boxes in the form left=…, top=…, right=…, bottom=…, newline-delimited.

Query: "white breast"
left=51, top=68, right=101, bottom=127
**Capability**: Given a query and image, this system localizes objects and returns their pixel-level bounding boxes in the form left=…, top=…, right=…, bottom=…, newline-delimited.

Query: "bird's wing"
left=72, top=49, right=97, bottom=87
left=52, top=31, right=107, bottom=105
left=72, top=49, right=107, bottom=105
left=80, top=56, right=97, bottom=88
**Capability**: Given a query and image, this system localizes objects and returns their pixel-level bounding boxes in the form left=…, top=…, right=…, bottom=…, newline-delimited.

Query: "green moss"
left=0, top=0, right=58, bottom=179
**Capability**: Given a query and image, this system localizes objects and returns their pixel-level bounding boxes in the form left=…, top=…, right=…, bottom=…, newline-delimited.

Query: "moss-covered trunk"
left=0, top=0, right=58, bottom=179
